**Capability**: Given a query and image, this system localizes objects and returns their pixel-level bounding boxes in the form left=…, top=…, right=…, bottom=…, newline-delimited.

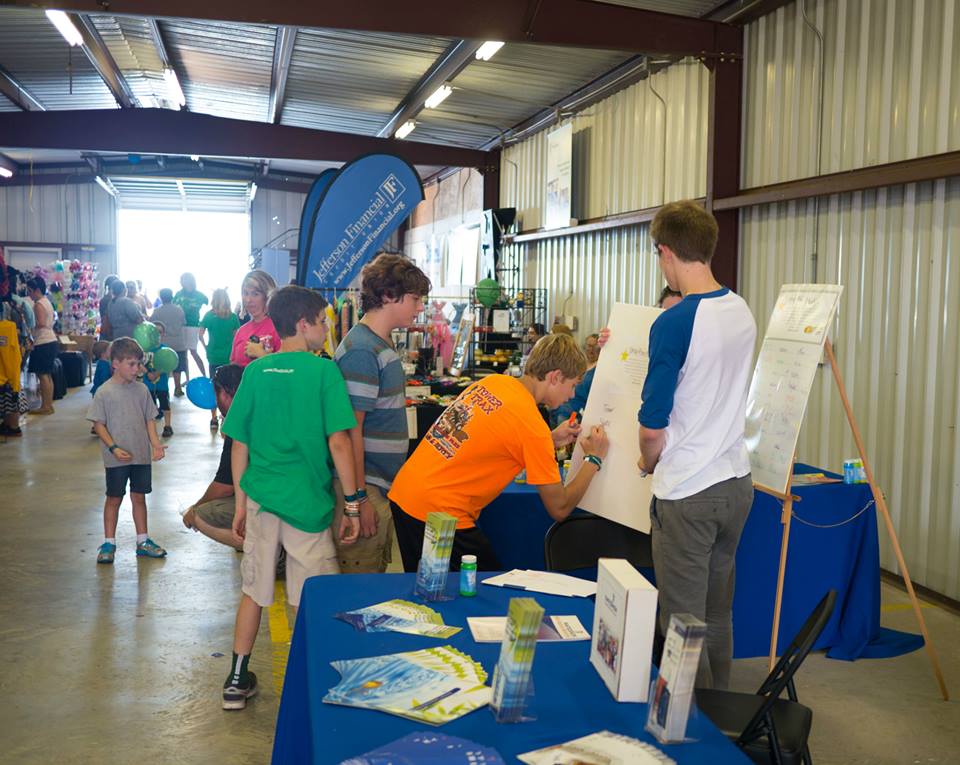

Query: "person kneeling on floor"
left=181, top=363, right=244, bottom=549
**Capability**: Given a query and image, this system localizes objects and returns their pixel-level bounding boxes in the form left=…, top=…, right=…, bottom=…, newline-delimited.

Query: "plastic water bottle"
left=459, top=555, right=477, bottom=597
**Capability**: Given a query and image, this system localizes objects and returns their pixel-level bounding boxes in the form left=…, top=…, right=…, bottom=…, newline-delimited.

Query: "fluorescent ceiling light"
left=424, top=84, right=453, bottom=110
left=163, top=68, right=186, bottom=108
left=190, top=155, right=200, bottom=162
left=475, top=41, right=504, bottom=61
left=0, top=166, right=13, bottom=179
left=394, top=120, right=416, bottom=140
left=46, top=10, right=84, bottom=47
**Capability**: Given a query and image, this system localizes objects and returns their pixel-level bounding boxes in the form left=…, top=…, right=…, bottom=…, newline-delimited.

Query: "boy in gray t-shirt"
left=86, top=338, right=168, bottom=564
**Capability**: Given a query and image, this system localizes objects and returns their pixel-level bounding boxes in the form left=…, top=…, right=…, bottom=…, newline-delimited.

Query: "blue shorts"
left=105, top=464, right=152, bottom=497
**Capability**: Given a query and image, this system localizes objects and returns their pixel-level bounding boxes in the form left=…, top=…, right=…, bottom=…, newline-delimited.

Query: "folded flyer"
left=467, top=615, right=589, bottom=643
left=518, top=730, right=675, bottom=764
left=335, top=599, right=461, bottom=638
left=340, top=731, right=504, bottom=765
left=324, top=645, right=490, bottom=726
left=481, top=569, right=597, bottom=598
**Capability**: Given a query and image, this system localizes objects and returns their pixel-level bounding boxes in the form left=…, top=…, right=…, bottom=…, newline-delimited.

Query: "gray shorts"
left=194, top=496, right=234, bottom=529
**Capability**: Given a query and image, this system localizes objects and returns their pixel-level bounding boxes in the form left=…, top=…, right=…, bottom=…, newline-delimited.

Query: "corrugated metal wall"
left=743, top=0, right=960, bottom=185
left=0, top=182, right=117, bottom=246
left=501, top=58, right=708, bottom=231
left=501, top=59, right=708, bottom=329
left=250, top=187, right=305, bottom=262
left=741, top=0, right=960, bottom=598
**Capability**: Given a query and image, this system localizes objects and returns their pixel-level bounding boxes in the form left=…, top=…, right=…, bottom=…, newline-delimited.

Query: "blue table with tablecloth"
left=272, top=573, right=751, bottom=764
left=476, top=465, right=921, bottom=660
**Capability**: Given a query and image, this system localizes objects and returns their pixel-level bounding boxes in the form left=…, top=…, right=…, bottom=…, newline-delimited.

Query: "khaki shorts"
left=194, top=496, right=234, bottom=529
left=332, top=479, right=394, bottom=573
left=183, top=326, right=201, bottom=352
left=241, top=498, right=339, bottom=608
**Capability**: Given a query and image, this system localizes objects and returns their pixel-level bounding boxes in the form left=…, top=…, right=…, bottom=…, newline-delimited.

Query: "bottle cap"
left=461, top=555, right=477, bottom=564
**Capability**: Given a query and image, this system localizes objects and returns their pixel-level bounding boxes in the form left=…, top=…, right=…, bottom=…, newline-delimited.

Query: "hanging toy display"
left=50, top=258, right=99, bottom=335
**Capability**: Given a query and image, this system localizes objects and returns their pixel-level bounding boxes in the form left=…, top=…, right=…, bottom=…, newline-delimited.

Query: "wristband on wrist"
left=356, top=488, right=368, bottom=500
left=343, top=491, right=360, bottom=503
left=344, top=508, right=361, bottom=518
left=108, top=444, right=118, bottom=453
left=584, top=454, right=603, bottom=470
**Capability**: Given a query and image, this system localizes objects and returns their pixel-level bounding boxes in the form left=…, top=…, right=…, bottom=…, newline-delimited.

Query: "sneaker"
left=136, top=538, right=167, bottom=558
left=210, top=417, right=219, bottom=431
left=174, top=389, right=185, bottom=397
left=1, top=424, right=22, bottom=437
left=222, top=671, right=258, bottom=710
left=162, top=426, right=173, bottom=437
left=97, top=542, right=116, bottom=564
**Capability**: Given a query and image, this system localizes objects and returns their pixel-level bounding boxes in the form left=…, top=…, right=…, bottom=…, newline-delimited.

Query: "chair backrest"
left=739, top=589, right=837, bottom=748
left=544, top=514, right=653, bottom=571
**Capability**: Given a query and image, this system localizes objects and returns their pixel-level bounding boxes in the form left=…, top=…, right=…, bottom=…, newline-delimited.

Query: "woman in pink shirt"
left=230, top=269, right=278, bottom=367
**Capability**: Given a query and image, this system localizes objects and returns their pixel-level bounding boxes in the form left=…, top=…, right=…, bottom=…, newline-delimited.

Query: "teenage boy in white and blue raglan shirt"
left=638, top=200, right=757, bottom=690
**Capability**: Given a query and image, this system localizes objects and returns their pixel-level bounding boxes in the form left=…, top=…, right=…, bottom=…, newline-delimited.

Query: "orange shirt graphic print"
left=426, top=385, right=503, bottom=460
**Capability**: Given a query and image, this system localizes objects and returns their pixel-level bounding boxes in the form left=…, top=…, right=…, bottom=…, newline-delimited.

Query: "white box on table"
left=589, top=558, right=658, bottom=702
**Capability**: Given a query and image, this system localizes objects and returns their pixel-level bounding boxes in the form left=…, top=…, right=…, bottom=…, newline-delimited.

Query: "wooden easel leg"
left=825, top=339, right=949, bottom=701
left=768, top=494, right=794, bottom=671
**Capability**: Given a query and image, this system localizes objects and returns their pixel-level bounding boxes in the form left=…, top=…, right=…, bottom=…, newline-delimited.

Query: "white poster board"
left=567, top=303, right=660, bottom=533
left=544, top=123, right=573, bottom=230
left=745, top=284, right=843, bottom=496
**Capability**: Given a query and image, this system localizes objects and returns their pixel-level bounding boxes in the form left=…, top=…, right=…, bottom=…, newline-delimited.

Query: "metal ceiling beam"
left=11, top=0, right=734, bottom=57
left=71, top=14, right=139, bottom=108
left=0, top=167, right=314, bottom=193
left=145, top=18, right=173, bottom=67
left=267, top=25, right=297, bottom=124
left=377, top=39, right=482, bottom=139
left=0, top=109, right=492, bottom=168
left=0, top=66, right=46, bottom=111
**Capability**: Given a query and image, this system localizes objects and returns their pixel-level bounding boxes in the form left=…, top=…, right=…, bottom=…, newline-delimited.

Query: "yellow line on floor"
left=881, top=602, right=933, bottom=612
left=268, top=581, right=292, bottom=695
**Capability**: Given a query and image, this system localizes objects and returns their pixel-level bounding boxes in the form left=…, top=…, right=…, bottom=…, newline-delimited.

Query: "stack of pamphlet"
left=489, top=597, right=544, bottom=723
left=645, top=613, right=706, bottom=743
left=414, top=512, right=457, bottom=601
left=335, top=599, right=461, bottom=638
left=324, top=645, right=490, bottom=725
left=518, top=730, right=675, bottom=764
left=341, top=731, right=504, bottom=765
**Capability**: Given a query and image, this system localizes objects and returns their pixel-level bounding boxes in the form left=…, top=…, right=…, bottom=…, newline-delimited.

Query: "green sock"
left=228, top=653, right=251, bottom=686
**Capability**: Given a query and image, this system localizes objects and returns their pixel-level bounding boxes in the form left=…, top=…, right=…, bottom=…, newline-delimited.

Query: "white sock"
left=137, top=533, right=148, bottom=544
left=104, top=538, right=116, bottom=546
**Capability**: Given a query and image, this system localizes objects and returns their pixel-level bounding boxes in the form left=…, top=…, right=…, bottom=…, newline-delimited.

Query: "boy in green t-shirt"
left=219, top=285, right=361, bottom=710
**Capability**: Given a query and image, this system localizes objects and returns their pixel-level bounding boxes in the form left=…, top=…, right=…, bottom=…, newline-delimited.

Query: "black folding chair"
left=696, top=589, right=837, bottom=765
left=543, top=513, right=653, bottom=571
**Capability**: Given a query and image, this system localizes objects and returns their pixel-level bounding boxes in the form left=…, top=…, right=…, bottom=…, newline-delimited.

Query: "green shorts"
left=194, top=497, right=235, bottom=529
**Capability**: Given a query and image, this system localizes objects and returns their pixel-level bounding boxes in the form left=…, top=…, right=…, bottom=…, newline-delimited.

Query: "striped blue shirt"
left=333, top=323, right=408, bottom=489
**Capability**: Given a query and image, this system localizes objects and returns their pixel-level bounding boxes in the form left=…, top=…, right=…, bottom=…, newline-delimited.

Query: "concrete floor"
left=1, top=387, right=958, bottom=764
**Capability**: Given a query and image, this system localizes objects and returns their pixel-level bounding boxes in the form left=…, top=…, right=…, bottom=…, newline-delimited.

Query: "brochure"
left=414, top=512, right=457, bottom=600
left=335, top=599, right=461, bottom=638
left=490, top=597, right=544, bottom=723
left=589, top=559, right=658, bottom=703
left=341, top=731, right=505, bottom=765
left=518, top=730, right=675, bottom=764
left=481, top=569, right=597, bottom=598
left=645, top=613, right=706, bottom=744
left=467, top=615, right=589, bottom=643
left=324, top=645, right=490, bottom=726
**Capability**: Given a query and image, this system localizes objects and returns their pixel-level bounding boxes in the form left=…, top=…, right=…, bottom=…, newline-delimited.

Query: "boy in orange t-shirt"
left=389, top=334, right=609, bottom=571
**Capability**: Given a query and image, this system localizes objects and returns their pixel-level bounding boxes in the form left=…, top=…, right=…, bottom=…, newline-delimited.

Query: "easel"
left=764, top=338, right=949, bottom=701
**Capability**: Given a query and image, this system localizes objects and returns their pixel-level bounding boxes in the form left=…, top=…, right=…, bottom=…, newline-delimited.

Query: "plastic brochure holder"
left=413, top=512, right=457, bottom=602
left=645, top=613, right=706, bottom=744
left=490, top=597, right=543, bottom=723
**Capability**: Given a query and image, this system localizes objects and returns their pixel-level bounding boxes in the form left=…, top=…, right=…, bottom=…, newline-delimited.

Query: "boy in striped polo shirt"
left=332, top=253, right=432, bottom=572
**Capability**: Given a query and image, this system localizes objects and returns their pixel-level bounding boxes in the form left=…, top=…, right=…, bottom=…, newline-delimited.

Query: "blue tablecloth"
left=273, top=573, right=751, bottom=764
left=477, top=465, right=922, bottom=661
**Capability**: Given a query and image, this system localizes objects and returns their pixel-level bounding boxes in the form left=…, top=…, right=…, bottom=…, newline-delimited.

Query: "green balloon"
left=133, top=321, right=161, bottom=352
left=475, top=278, right=501, bottom=308
left=153, top=346, right=179, bottom=374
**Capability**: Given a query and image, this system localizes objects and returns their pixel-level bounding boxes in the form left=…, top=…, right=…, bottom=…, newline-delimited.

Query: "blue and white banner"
left=297, top=168, right=337, bottom=266
left=299, top=154, right=424, bottom=289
